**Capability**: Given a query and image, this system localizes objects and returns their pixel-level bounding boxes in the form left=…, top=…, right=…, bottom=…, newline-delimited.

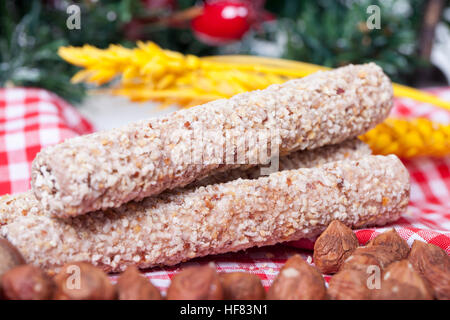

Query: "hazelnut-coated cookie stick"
left=31, top=63, right=393, bottom=217
left=0, top=138, right=369, bottom=226
left=192, top=138, right=371, bottom=187
left=2, top=155, right=409, bottom=272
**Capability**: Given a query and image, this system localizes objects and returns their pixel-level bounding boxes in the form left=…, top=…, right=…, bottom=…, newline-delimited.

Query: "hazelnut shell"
left=0, top=238, right=25, bottom=277
left=267, top=255, right=326, bottom=300
left=408, top=240, right=450, bottom=300
left=220, top=272, right=265, bottom=300
left=1, top=265, right=54, bottom=300
left=116, top=266, right=162, bottom=300
left=166, top=264, right=223, bottom=300
left=53, top=262, right=116, bottom=300
left=367, top=228, right=409, bottom=261
left=328, top=269, right=371, bottom=300
left=372, top=259, right=433, bottom=300
left=313, top=220, right=359, bottom=274
left=340, top=245, right=398, bottom=272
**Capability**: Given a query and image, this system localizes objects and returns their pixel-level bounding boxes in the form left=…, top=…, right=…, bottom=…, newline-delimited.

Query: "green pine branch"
left=0, top=0, right=141, bottom=103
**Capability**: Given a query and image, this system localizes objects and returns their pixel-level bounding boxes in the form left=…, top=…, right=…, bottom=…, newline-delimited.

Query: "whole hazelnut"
left=340, top=249, right=381, bottom=272
left=371, top=281, right=430, bottom=300
left=116, top=266, right=162, bottom=300
left=328, top=269, right=371, bottom=300
left=408, top=240, right=450, bottom=300
left=219, top=272, right=265, bottom=300
left=166, top=264, right=223, bottom=300
left=1, top=265, right=54, bottom=300
left=371, top=259, right=433, bottom=300
left=0, top=238, right=25, bottom=277
left=267, top=255, right=326, bottom=300
left=313, top=220, right=359, bottom=274
left=340, top=245, right=398, bottom=272
left=367, top=228, right=409, bottom=261
left=53, top=262, right=116, bottom=300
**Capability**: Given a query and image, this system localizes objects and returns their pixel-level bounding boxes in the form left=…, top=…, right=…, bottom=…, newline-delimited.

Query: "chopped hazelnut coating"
left=1, top=155, right=409, bottom=272
left=31, top=63, right=392, bottom=217
left=192, top=138, right=371, bottom=187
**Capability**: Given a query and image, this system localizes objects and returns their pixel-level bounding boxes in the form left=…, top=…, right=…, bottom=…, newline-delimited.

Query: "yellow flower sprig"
left=361, top=118, right=450, bottom=158
left=58, top=42, right=450, bottom=111
left=59, top=42, right=301, bottom=106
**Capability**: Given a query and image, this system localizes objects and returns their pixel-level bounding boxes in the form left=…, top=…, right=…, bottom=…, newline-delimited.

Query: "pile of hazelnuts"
left=0, top=220, right=448, bottom=300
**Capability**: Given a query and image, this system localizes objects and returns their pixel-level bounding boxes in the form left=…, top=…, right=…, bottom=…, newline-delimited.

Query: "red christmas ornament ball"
left=191, top=0, right=251, bottom=45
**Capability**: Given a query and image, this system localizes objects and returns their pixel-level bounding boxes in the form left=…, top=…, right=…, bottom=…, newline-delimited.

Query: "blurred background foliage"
left=0, top=0, right=449, bottom=103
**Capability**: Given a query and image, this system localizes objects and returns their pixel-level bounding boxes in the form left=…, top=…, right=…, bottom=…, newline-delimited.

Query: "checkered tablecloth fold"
left=0, top=88, right=93, bottom=194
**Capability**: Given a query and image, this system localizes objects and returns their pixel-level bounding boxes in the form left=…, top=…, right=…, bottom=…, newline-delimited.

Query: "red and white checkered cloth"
left=0, top=86, right=449, bottom=292
left=0, top=88, right=93, bottom=194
